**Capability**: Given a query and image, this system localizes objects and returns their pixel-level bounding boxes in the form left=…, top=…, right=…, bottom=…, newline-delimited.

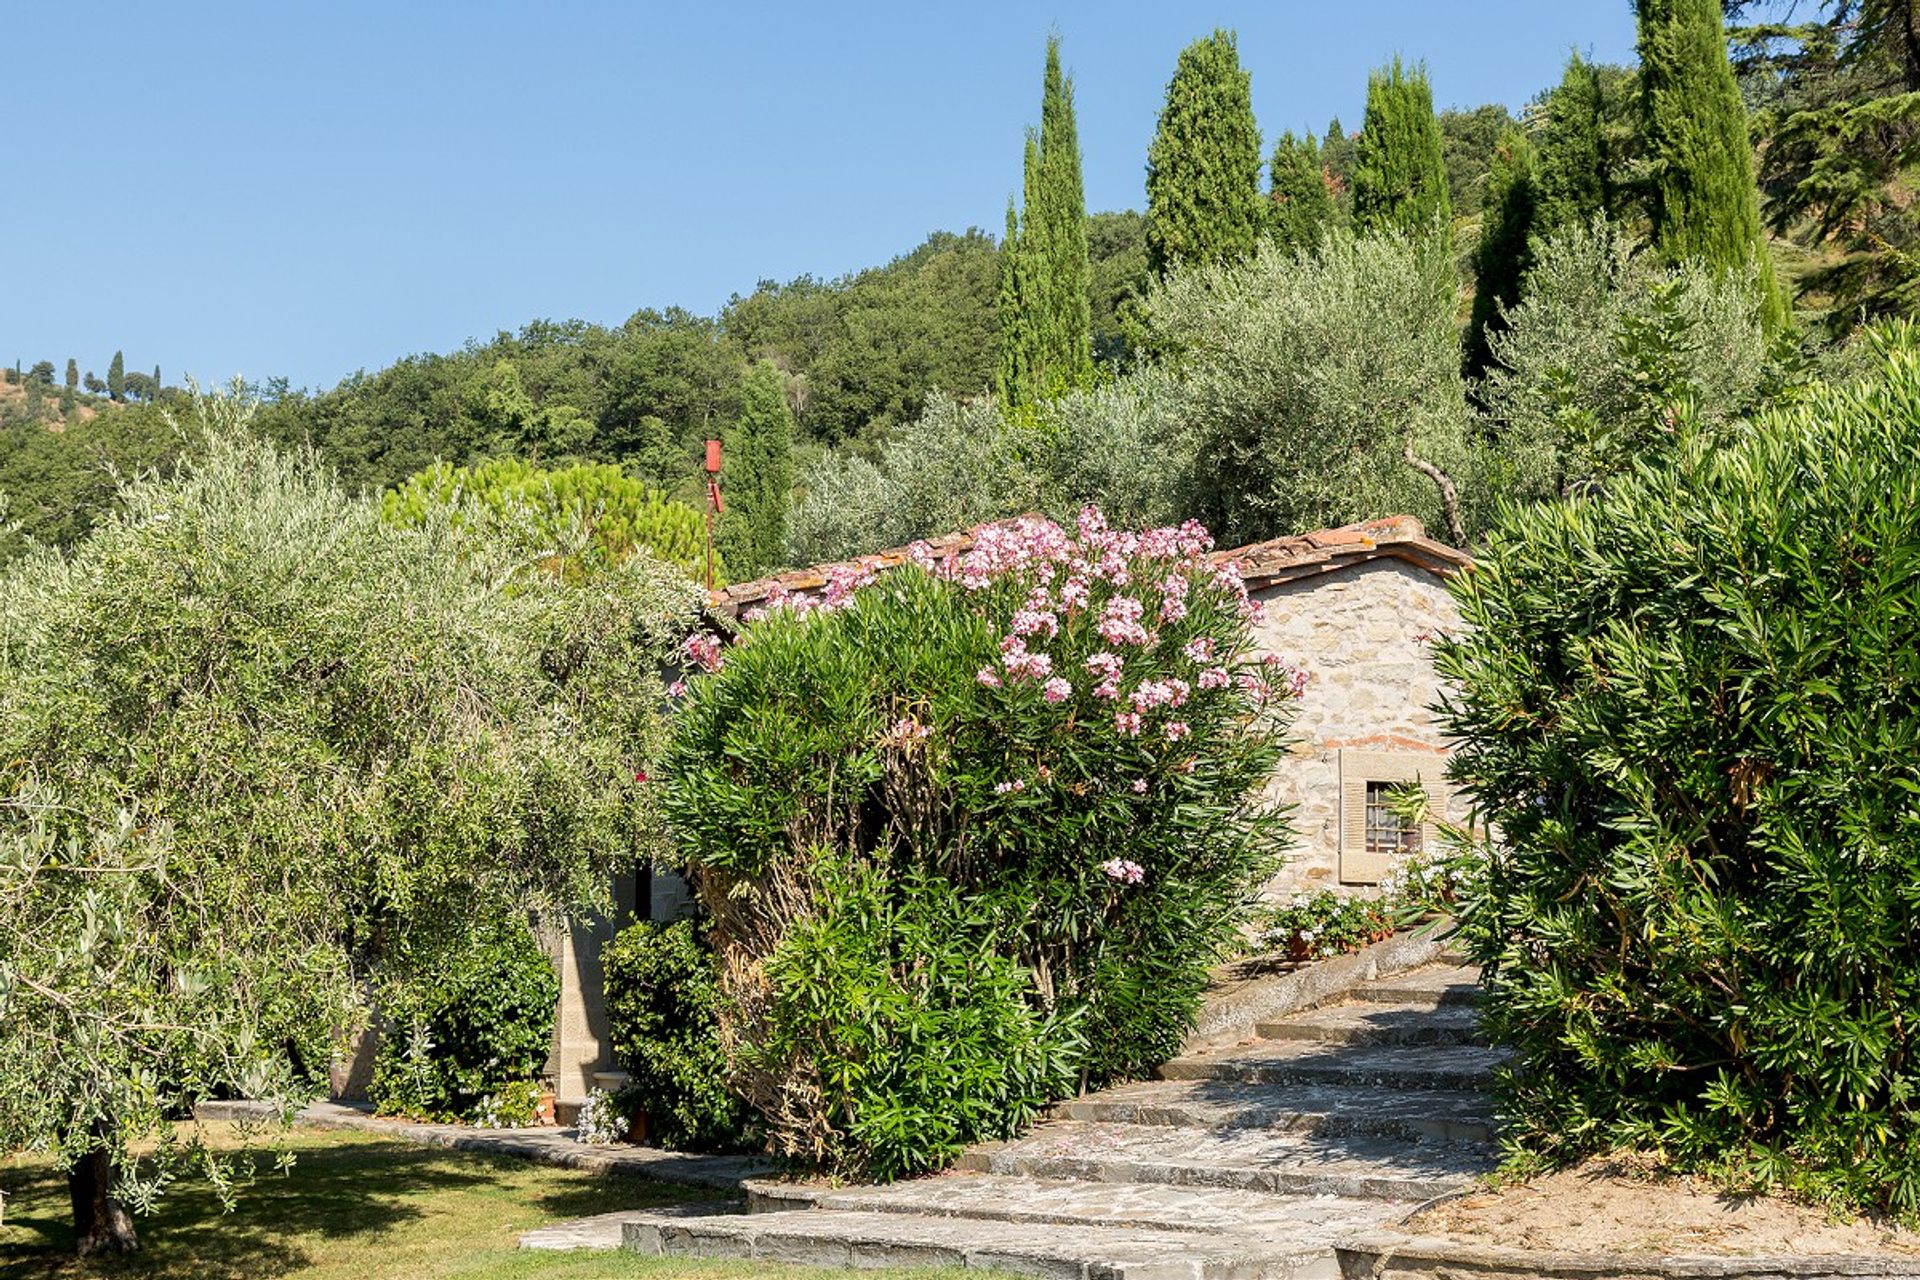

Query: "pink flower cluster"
left=684, top=631, right=725, bottom=674
left=891, top=716, right=930, bottom=741
left=1101, top=857, right=1146, bottom=885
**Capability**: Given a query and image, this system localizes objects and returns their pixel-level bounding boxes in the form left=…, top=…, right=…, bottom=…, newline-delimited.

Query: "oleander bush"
left=601, top=919, right=748, bottom=1151
left=663, top=509, right=1295, bottom=1177
left=1436, top=324, right=1920, bottom=1213
left=369, top=921, right=559, bottom=1123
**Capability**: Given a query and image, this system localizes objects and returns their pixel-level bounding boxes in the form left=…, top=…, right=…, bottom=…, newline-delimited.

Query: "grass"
left=0, top=1126, right=964, bottom=1280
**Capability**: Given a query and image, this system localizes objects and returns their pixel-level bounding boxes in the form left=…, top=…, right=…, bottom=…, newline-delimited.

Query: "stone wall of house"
left=1247, top=558, right=1463, bottom=898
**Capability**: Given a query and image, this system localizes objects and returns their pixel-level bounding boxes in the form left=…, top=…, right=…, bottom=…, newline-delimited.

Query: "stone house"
left=541, top=513, right=1471, bottom=1114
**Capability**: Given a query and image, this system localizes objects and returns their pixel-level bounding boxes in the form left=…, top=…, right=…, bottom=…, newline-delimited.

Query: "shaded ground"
left=1409, top=1157, right=1920, bottom=1259
left=0, top=1126, right=967, bottom=1280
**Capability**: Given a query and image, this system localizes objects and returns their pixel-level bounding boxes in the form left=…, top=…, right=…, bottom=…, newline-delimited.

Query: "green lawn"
left=0, top=1127, right=961, bottom=1280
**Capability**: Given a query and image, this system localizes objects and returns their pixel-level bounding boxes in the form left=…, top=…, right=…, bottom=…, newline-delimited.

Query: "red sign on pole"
left=704, top=439, right=722, bottom=473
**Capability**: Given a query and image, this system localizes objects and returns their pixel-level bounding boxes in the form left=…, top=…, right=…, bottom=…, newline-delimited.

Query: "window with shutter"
left=1338, top=748, right=1452, bottom=885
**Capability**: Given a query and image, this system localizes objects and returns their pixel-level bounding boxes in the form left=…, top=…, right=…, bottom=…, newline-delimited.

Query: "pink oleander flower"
left=994, top=778, right=1026, bottom=794
left=1198, top=666, right=1230, bottom=691
left=1130, top=678, right=1190, bottom=711
left=1097, top=596, right=1152, bottom=647
left=1093, top=678, right=1121, bottom=700
left=1043, top=676, right=1072, bottom=703
left=1183, top=636, right=1215, bottom=663
left=1101, top=857, right=1146, bottom=886
left=684, top=631, right=725, bottom=674
left=1085, top=651, right=1124, bottom=680
left=666, top=679, right=689, bottom=698
left=1060, top=576, right=1091, bottom=611
left=1177, top=757, right=1197, bottom=774
left=1238, top=672, right=1272, bottom=704
left=1159, top=595, right=1188, bottom=624
left=1131, top=778, right=1148, bottom=794
left=742, top=606, right=768, bottom=622
left=891, top=717, right=930, bottom=741
left=1114, top=710, right=1143, bottom=736
left=1164, top=720, right=1190, bottom=742
left=1011, top=607, right=1059, bottom=640
left=976, top=667, right=1002, bottom=688
left=907, top=540, right=936, bottom=570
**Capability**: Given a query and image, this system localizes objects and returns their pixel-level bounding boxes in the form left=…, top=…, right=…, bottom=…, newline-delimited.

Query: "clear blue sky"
left=7, top=2, right=1638, bottom=392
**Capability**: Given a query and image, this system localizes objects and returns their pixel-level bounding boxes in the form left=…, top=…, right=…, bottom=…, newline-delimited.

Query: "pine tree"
left=65, top=359, right=78, bottom=392
left=997, top=36, right=1092, bottom=405
left=1638, top=0, right=1787, bottom=329
left=1268, top=130, right=1340, bottom=252
left=107, top=351, right=125, bottom=402
left=1465, top=126, right=1539, bottom=378
left=720, top=362, right=794, bottom=578
left=1535, top=53, right=1614, bottom=233
left=1144, top=29, right=1265, bottom=276
left=1351, top=58, right=1452, bottom=242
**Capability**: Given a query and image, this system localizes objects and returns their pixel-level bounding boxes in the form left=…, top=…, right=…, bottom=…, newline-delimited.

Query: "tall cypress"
left=152, top=366, right=162, bottom=399
left=1144, top=29, right=1265, bottom=276
left=720, top=362, right=794, bottom=578
left=1535, top=53, right=1614, bottom=233
left=107, top=350, right=125, bottom=402
left=1351, top=58, right=1452, bottom=242
left=64, top=358, right=78, bottom=392
left=997, top=36, right=1092, bottom=405
left=1268, top=131, right=1340, bottom=253
left=1638, top=0, right=1787, bottom=329
left=1465, top=126, right=1539, bottom=377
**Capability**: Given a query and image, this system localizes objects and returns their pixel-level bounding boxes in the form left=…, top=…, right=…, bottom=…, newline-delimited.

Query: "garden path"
left=554, top=958, right=1498, bottom=1278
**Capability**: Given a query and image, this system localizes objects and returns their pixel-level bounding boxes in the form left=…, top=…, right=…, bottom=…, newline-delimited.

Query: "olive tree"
left=0, top=388, right=696, bottom=1254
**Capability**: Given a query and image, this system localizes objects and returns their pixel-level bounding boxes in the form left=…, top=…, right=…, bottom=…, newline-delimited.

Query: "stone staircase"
left=612, top=960, right=1499, bottom=1279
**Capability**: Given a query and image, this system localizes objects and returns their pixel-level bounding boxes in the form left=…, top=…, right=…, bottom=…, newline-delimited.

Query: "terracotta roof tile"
left=708, top=514, right=1469, bottom=618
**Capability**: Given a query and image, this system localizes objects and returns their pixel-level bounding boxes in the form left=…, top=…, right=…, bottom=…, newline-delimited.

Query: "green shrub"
left=1436, top=325, right=1920, bottom=1213
left=370, top=921, right=558, bottom=1122
left=663, top=509, right=1293, bottom=1177
left=601, top=919, right=747, bottom=1152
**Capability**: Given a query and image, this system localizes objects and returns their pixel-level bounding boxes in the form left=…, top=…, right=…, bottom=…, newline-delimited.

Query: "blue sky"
left=7, top=2, right=1638, bottom=392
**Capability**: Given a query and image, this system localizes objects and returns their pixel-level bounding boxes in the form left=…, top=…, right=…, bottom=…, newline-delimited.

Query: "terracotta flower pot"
left=534, top=1090, right=557, bottom=1127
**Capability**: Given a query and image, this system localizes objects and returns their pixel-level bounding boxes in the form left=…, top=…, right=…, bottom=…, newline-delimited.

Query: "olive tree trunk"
left=67, top=1137, right=139, bottom=1256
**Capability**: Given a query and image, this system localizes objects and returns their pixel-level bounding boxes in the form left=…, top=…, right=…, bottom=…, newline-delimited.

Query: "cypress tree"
left=1638, top=0, right=1787, bottom=329
left=1465, top=126, right=1539, bottom=377
left=107, top=350, right=125, bottom=402
left=64, top=358, right=78, bottom=392
left=1268, top=130, right=1340, bottom=253
left=997, top=197, right=1030, bottom=403
left=997, top=36, right=1092, bottom=405
left=1351, top=58, right=1452, bottom=242
left=1030, top=35, right=1092, bottom=391
left=721, top=362, right=794, bottom=578
left=59, top=383, right=75, bottom=416
left=1535, top=53, right=1613, bottom=233
left=1144, top=29, right=1265, bottom=276
left=152, top=366, right=162, bottom=399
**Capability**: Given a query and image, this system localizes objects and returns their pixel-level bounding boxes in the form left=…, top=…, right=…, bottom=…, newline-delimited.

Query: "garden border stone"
left=193, top=1099, right=771, bottom=1190
left=1334, top=1231, right=1920, bottom=1279
left=1182, top=920, right=1459, bottom=1054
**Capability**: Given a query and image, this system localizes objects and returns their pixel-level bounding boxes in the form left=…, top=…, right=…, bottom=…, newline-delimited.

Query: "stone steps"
left=1253, top=1001, right=1485, bottom=1047
left=1050, top=1077, right=1494, bottom=1147
left=1348, top=963, right=1481, bottom=1008
left=622, top=1206, right=1340, bottom=1280
left=956, top=1118, right=1488, bottom=1202
left=748, top=1172, right=1405, bottom=1240
left=1160, top=1036, right=1505, bottom=1094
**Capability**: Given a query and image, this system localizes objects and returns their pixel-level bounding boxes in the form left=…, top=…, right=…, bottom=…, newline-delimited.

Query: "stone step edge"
left=1335, top=1230, right=1917, bottom=1279
left=742, top=1175, right=1377, bottom=1235
left=1251, top=1018, right=1487, bottom=1048
left=1049, top=1092, right=1494, bottom=1146
left=954, top=1148, right=1473, bottom=1203
left=623, top=1209, right=1329, bottom=1280
left=1158, top=1054, right=1498, bottom=1093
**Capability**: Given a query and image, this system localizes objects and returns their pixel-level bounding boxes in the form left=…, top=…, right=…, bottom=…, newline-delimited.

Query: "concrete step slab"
left=955, top=1120, right=1490, bottom=1203
left=1050, top=1078, right=1493, bottom=1147
left=1348, top=964, right=1481, bottom=1008
left=748, top=1172, right=1404, bottom=1239
left=1254, top=1002, right=1485, bottom=1048
left=1160, top=1038, right=1506, bottom=1094
left=623, top=1206, right=1338, bottom=1280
